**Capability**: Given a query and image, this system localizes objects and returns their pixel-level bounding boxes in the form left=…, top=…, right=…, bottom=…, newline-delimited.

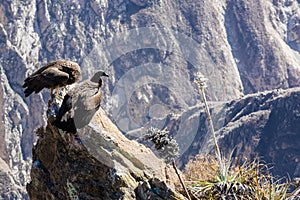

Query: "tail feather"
left=55, top=94, right=72, bottom=121
left=24, top=85, right=44, bottom=97
left=24, top=88, right=34, bottom=97
left=53, top=94, right=77, bottom=134
left=53, top=118, right=77, bottom=134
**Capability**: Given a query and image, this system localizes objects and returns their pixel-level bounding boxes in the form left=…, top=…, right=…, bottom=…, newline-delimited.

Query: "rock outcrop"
left=26, top=109, right=184, bottom=200
left=175, top=87, right=300, bottom=178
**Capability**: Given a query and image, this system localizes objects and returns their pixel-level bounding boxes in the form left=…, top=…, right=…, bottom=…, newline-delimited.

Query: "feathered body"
left=54, top=71, right=109, bottom=134
left=23, top=60, right=82, bottom=97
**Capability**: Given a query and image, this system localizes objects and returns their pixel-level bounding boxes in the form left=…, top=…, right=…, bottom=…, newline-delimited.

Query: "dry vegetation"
left=182, top=155, right=300, bottom=200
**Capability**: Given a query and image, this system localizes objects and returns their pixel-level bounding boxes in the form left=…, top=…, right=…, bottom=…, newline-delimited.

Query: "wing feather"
left=23, top=60, right=81, bottom=97
left=23, top=67, right=69, bottom=96
left=82, top=92, right=102, bottom=110
left=72, top=88, right=102, bottom=129
left=53, top=93, right=77, bottom=134
left=39, top=67, right=69, bottom=87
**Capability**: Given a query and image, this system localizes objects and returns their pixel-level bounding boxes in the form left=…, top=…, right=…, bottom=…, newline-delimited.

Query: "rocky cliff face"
left=0, top=0, right=300, bottom=198
left=226, top=0, right=300, bottom=93
left=176, top=88, right=300, bottom=179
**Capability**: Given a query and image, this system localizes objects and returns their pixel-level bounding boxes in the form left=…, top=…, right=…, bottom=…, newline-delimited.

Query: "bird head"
left=90, top=71, right=109, bottom=83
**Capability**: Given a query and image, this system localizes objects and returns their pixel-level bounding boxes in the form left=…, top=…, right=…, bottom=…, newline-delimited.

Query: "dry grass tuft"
left=183, top=155, right=299, bottom=200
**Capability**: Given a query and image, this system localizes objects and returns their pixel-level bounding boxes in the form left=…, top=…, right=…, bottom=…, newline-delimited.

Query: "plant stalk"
left=199, top=87, right=223, bottom=172
left=172, top=160, right=191, bottom=200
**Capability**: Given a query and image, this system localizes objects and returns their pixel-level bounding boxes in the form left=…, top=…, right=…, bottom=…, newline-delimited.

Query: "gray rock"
left=26, top=110, right=184, bottom=200
left=178, top=88, right=300, bottom=178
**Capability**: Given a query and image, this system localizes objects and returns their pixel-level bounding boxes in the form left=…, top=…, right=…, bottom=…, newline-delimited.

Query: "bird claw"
left=55, top=94, right=64, bottom=101
left=48, top=98, right=53, bottom=107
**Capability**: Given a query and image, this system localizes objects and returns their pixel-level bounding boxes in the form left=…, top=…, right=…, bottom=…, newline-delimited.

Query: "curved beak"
left=103, top=72, right=109, bottom=77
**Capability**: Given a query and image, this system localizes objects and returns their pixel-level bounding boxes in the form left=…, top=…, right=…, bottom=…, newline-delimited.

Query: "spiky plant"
left=184, top=155, right=298, bottom=199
